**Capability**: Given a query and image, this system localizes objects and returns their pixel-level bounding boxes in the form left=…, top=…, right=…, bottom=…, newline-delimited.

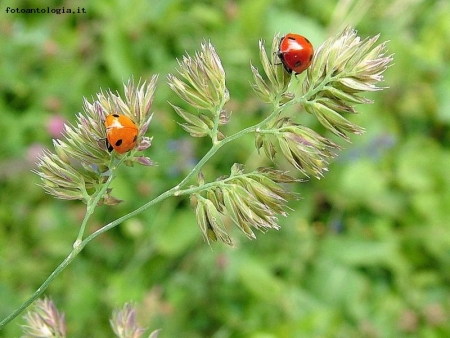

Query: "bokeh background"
left=1, top=0, right=450, bottom=337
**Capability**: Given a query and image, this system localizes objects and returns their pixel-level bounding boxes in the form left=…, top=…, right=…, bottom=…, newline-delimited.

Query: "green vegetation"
left=1, top=0, right=450, bottom=337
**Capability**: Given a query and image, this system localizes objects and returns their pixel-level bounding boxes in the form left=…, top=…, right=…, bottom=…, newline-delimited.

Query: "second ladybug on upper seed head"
left=277, top=33, right=314, bottom=75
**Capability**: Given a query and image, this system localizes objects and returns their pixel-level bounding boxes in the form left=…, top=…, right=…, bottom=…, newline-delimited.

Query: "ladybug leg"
left=282, top=63, right=293, bottom=74
left=272, top=50, right=282, bottom=65
left=97, top=138, right=113, bottom=152
left=274, top=51, right=293, bottom=74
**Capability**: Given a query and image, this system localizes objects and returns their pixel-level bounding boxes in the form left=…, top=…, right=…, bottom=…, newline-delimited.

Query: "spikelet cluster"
left=34, top=78, right=157, bottom=204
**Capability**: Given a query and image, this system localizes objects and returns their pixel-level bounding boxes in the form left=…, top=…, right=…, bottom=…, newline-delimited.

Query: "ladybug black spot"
left=295, top=61, right=303, bottom=67
left=115, top=139, right=123, bottom=147
left=107, top=143, right=114, bottom=152
left=133, top=135, right=137, bottom=142
left=309, top=55, right=313, bottom=61
left=304, top=37, right=311, bottom=45
left=112, top=113, right=120, bottom=117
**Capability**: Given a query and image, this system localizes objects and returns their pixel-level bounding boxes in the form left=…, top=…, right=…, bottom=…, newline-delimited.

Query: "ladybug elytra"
left=277, top=33, right=314, bottom=75
left=105, top=114, right=139, bottom=154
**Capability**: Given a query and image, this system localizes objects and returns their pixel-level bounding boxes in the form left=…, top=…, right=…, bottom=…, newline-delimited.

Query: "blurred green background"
left=1, top=0, right=450, bottom=337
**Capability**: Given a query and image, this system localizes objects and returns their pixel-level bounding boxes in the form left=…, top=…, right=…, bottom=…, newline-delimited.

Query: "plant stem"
left=75, top=155, right=120, bottom=245
left=0, top=155, right=122, bottom=330
left=0, top=248, right=79, bottom=330
left=210, top=103, right=222, bottom=145
left=0, top=97, right=283, bottom=330
left=176, top=97, right=282, bottom=190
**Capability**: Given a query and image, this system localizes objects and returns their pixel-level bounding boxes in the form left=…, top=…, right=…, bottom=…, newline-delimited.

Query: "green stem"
left=210, top=104, right=222, bottom=145
left=176, top=97, right=282, bottom=190
left=75, top=155, right=119, bottom=244
left=298, top=73, right=334, bottom=104
left=0, top=97, right=283, bottom=330
left=0, top=248, right=80, bottom=330
left=82, top=188, right=176, bottom=243
left=0, top=155, right=123, bottom=330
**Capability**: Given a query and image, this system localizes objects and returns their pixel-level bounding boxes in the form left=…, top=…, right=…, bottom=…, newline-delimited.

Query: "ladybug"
left=104, top=114, right=139, bottom=154
left=277, top=33, right=314, bottom=75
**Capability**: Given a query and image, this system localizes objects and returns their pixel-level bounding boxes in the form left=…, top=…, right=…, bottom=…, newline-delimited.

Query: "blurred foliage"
left=1, top=0, right=450, bottom=337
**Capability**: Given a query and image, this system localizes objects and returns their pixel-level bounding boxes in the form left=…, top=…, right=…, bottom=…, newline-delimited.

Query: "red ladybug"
left=105, top=114, right=139, bottom=154
left=277, top=33, right=314, bottom=75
